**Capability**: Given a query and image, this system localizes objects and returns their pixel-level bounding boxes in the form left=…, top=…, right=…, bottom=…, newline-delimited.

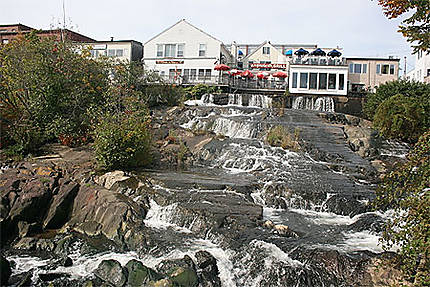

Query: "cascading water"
left=292, top=96, right=335, bottom=112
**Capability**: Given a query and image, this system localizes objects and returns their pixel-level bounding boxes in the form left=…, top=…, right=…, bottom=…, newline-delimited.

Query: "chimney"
left=111, top=37, right=114, bottom=42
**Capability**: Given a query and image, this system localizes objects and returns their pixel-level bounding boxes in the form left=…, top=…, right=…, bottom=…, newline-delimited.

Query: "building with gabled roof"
left=143, top=19, right=233, bottom=84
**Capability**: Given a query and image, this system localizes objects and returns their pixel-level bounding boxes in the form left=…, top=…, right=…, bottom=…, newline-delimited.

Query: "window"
left=349, top=63, right=354, bottom=73
left=362, top=64, right=367, bottom=74
left=328, top=74, right=336, bottom=89
left=205, top=69, right=211, bottom=79
left=292, top=72, right=298, bottom=88
left=381, top=64, right=389, bottom=74
left=354, top=64, right=362, bottom=74
left=309, top=73, right=317, bottom=89
left=390, top=64, right=395, bottom=75
left=427, top=69, right=430, bottom=77
left=157, top=44, right=163, bottom=57
left=198, top=69, right=205, bottom=79
left=177, top=44, right=184, bottom=57
left=376, top=64, right=381, bottom=74
left=108, top=49, right=115, bottom=57
left=339, top=74, right=345, bottom=90
left=116, top=49, right=123, bottom=57
left=160, top=71, right=165, bottom=77
left=190, top=69, right=197, bottom=80
left=169, top=69, right=176, bottom=79
left=199, top=44, right=206, bottom=57
left=164, top=44, right=176, bottom=57
left=300, top=73, right=308, bottom=89
left=263, top=47, right=270, bottom=54
left=319, top=73, right=327, bottom=89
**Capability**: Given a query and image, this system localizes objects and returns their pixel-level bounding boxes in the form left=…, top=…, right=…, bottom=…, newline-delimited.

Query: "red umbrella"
left=214, top=64, right=231, bottom=71
left=257, top=72, right=268, bottom=79
left=272, top=71, right=288, bottom=78
left=241, top=70, right=254, bottom=78
left=228, top=69, right=242, bottom=76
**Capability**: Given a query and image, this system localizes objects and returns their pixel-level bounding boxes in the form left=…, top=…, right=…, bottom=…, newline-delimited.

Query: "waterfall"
left=211, top=117, right=260, bottom=139
left=292, top=96, right=335, bottom=112
left=228, top=94, right=243, bottom=106
left=201, top=93, right=215, bottom=104
left=249, top=94, right=272, bottom=109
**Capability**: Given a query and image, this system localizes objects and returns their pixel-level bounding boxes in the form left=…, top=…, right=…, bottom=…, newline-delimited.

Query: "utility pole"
left=61, top=0, right=66, bottom=42
left=404, top=56, right=407, bottom=79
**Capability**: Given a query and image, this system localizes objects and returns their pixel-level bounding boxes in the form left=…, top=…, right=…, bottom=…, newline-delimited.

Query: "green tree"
left=373, top=94, right=427, bottom=142
left=0, top=33, right=110, bottom=152
left=377, top=0, right=430, bottom=53
left=364, top=80, right=430, bottom=120
left=374, top=131, right=430, bottom=286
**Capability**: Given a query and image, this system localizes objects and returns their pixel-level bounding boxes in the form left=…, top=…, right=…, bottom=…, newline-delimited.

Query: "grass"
left=266, top=126, right=301, bottom=151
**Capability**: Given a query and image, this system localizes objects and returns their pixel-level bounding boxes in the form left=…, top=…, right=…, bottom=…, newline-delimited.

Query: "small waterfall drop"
left=292, top=96, right=335, bottom=112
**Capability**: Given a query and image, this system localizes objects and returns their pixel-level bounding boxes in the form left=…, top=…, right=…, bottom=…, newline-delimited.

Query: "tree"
left=374, top=131, right=430, bottom=286
left=377, top=0, right=430, bottom=53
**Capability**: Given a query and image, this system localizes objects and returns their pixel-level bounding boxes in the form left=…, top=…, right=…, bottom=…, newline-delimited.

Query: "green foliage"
left=374, top=131, right=430, bottom=286
left=266, top=126, right=300, bottom=151
left=364, top=80, right=430, bottom=120
left=93, top=113, right=152, bottom=170
left=0, top=33, right=110, bottom=152
left=373, top=94, right=427, bottom=143
left=183, top=84, right=220, bottom=100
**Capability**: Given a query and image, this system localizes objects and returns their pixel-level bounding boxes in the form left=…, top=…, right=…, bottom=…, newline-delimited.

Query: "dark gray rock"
left=195, top=251, right=221, bottom=287
left=39, top=272, right=70, bottom=282
left=94, top=259, right=128, bottom=287
left=1, top=255, right=12, bottom=285
left=125, top=259, right=161, bottom=286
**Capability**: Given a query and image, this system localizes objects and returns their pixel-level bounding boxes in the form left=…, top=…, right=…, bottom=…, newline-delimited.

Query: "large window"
left=319, top=73, right=327, bottom=89
left=300, top=73, right=308, bottom=88
left=190, top=69, right=197, bottom=80
left=350, top=63, right=367, bottom=74
left=177, top=44, right=184, bottom=57
left=328, top=74, right=336, bottom=89
left=199, top=44, right=206, bottom=57
left=108, top=49, right=116, bottom=57
left=198, top=69, right=205, bottom=79
left=390, top=64, right=395, bottom=75
left=164, top=44, right=176, bottom=57
left=263, top=47, right=270, bottom=54
left=381, top=64, right=389, bottom=74
left=339, top=74, right=344, bottom=90
left=157, top=44, right=163, bottom=57
left=292, top=72, right=298, bottom=88
left=205, top=69, right=212, bottom=79
left=376, top=64, right=381, bottom=74
left=309, top=73, right=317, bottom=89
left=116, top=49, right=123, bottom=57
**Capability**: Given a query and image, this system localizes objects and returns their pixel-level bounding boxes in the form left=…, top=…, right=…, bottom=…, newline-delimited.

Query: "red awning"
left=241, top=70, right=254, bottom=78
left=228, top=69, right=242, bottom=76
left=272, top=71, right=288, bottom=78
left=257, top=72, right=269, bottom=79
left=214, top=64, right=231, bottom=71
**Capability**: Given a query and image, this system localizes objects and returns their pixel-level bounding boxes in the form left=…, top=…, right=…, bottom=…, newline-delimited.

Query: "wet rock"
left=348, top=213, right=385, bottom=233
left=147, top=278, right=174, bottom=287
left=60, top=256, right=73, bottom=267
left=94, top=259, right=128, bottom=287
left=17, top=221, right=41, bottom=238
left=1, top=255, right=12, bottom=285
left=43, top=178, right=79, bottom=229
left=156, top=255, right=195, bottom=275
left=96, top=170, right=132, bottom=190
left=168, top=267, right=198, bottom=287
left=195, top=251, right=221, bottom=287
left=39, top=272, right=70, bottom=282
left=125, top=259, right=161, bottom=286
left=10, top=270, right=32, bottom=287
left=324, top=194, right=369, bottom=216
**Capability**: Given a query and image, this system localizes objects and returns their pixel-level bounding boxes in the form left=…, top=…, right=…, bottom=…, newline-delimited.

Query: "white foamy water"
left=289, top=209, right=358, bottom=225
left=144, top=199, right=192, bottom=233
left=250, top=240, right=303, bottom=268
left=292, top=96, right=335, bottom=112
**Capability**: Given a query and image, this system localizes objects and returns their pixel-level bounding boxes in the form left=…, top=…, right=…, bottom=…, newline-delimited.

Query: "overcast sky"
left=1, top=0, right=416, bottom=72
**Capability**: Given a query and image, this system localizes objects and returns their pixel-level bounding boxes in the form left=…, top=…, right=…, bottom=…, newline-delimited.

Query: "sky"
left=1, top=0, right=417, bottom=73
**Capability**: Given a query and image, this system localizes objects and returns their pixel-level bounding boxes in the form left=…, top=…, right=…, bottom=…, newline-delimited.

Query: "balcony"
left=292, top=57, right=346, bottom=66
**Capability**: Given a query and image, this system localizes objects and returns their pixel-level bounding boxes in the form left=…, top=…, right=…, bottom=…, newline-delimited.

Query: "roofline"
left=81, top=40, right=143, bottom=45
left=241, top=41, right=269, bottom=61
left=39, top=28, right=96, bottom=41
left=0, top=23, right=33, bottom=29
left=231, top=43, right=318, bottom=48
left=346, top=57, right=400, bottom=61
left=144, top=19, right=222, bottom=45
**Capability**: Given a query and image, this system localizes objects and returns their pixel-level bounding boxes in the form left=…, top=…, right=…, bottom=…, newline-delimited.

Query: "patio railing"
left=292, top=57, right=346, bottom=66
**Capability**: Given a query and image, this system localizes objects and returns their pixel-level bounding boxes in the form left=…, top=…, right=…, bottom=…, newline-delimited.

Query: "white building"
left=289, top=48, right=348, bottom=96
left=406, top=50, right=430, bottom=83
left=81, top=40, right=143, bottom=62
left=143, top=19, right=233, bottom=84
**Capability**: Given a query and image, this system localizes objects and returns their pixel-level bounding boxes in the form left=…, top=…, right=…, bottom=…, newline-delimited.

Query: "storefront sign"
left=250, top=63, right=287, bottom=70
left=156, top=60, right=184, bottom=64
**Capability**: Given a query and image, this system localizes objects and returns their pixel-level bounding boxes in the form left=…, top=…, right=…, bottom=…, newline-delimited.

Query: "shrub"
left=364, top=80, right=430, bottom=120
left=374, top=131, right=430, bottom=286
left=93, top=114, right=152, bottom=170
left=184, top=84, right=220, bottom=100
left=373, top=94, right=427, bottom=143
left=266, top=126, right=300, bottom=151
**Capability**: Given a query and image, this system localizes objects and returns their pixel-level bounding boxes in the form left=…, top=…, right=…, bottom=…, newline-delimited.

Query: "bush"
left=0, top=33, right=110, bottom=152
left=93, top=114, right=152, bottom=170
left=373, top=94, right=427, bottom=143
left=364, top=80, right=430, bottom=120
left=184, top=84, right=220, bottom=100
left=266, top=126, right=300, bottom=151
left=374, top=131, right=430, bottom=286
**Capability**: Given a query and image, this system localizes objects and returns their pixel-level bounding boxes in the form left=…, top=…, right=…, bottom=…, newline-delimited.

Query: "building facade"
left=81, top=40, right=143, bottom=62
left=143, top=19, right=233, bottom=84
left=0, top=23, right=95, bottom=44
left=405, top=51, right=430, bottom=83
left=346, top=57, right=400, bottom=92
